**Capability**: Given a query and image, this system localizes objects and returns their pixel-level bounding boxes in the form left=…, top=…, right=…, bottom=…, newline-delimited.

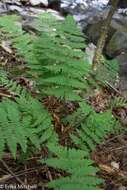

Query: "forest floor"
left=0, top=108, right=127, bottom=190
left=1, top=135, right=127, bottom=190
left=0, top=93, right=127, bottom=190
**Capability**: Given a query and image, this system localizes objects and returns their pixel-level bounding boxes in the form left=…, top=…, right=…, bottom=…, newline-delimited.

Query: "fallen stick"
left=99, top=164, right=127, bottom=182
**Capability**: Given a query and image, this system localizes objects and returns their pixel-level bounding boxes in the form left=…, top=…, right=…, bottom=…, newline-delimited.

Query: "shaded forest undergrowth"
left=0, top=14, right=127, bottom=190
left=0, top=94, right=127, bottom=190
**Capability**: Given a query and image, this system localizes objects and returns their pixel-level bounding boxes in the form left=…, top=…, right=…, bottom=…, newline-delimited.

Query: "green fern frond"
left=26, top=14, right=90, bottom=100
left=64, top=101, right=92, bottom=126
left=39, top=75, right=86, bottom=89
left=96, top=58, right=119, bottom=86
left=0, top=69, right=58, bottom=154
left=16, top=96, right=58, bottom=144
left=110, top=96, right=127, bottom=108
left=69, top=102, right=118, bottom=152
left=0, top=96, right=58, bottom=158
left=0, top=15, right=21, bottom=33
left=0, top=15, right=34, bottom=64
left=57, top=15, right=86, bottom=49
left=43, top=87, right=82, bottom=101
left=0, top=75, right=27, bottom=98
left=0, top=70, right=58, bottom=158
left=0, top=14, right=91, bottom=101
left=0, top=99, right=38, bottom=158
left=0, top=14, right=119, bottom=102
left=37, top=12, right=62, bottom=34
left=40, top=145, right=103, bottom=190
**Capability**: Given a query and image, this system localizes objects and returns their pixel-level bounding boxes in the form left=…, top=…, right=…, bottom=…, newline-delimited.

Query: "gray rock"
left=0, top=2, right=8, bottom=13
left=60, top=0, right=127, bottom=34
left=60, top=0, right=109, bottom=29
left=29, top=0, right=48, bottom=6
left=1, top=0, right=21, bottom=5
left=111, top=14, right=127, bottom=32
left=22, top=8, right=64, bottom=32
left=106, top=31, right=127, bottom=57
left=84, top=13, right=127, bottom=54
left=9, top=5, right=24, bottom=13
left=61, top=0, right=108, bottom=12
left=46, top=9, right=64, bottom=20
left=0, top=1, right=63, bottom=19
left=85, top=43, right=96, bottom=65
left=116, top=53, right=127, bottom=90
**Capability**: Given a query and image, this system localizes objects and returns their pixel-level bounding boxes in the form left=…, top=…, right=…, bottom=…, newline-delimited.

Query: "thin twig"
left=104, top=145, right=127, bottom=153
left=0, top=159, right=24, bottom=185
left=0, top=92, right=12, bottom=98
left=24, top=165, right=28, bottom=185
left=99, top=164, right=127, bottom=181
left=0, top=165, right=46, bottom=182
left=101, top=133, right=126, bottom=145
left=0, top=175, right=11, bottom=183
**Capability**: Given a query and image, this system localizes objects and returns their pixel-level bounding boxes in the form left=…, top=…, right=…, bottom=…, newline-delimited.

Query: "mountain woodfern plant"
left=0, top=14, right=92, bottom=101
left=0, top=13, right=122, bottom=189
left=0, top=14, right=118, bottom=100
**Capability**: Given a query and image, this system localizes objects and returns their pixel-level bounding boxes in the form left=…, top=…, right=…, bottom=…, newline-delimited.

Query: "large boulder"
left=60, top=0, right=109, bottom=30
left=106, top=31, right=127, bottom=57
left=85, top=14, right=127, bottom=56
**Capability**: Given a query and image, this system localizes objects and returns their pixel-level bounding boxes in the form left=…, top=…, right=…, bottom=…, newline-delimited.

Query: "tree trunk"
left=92, top=0, right=120, bottom=70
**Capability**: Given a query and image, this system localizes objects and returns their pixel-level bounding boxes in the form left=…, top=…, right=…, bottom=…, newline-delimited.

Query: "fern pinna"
left=40, top=145, right=103, bottom=190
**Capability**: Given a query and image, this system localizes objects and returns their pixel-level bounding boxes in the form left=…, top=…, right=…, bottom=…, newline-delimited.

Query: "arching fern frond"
left=0, top=70, right=58, bottom=158
left=40, top=145, right=103, bottom=190
left=0, top=96, right=58, bottom=158
left=28, top=15, right=90, bottom=100
left=0, top=14, right=119, bottom=102
left=0, top=14, right=91, bottom=101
